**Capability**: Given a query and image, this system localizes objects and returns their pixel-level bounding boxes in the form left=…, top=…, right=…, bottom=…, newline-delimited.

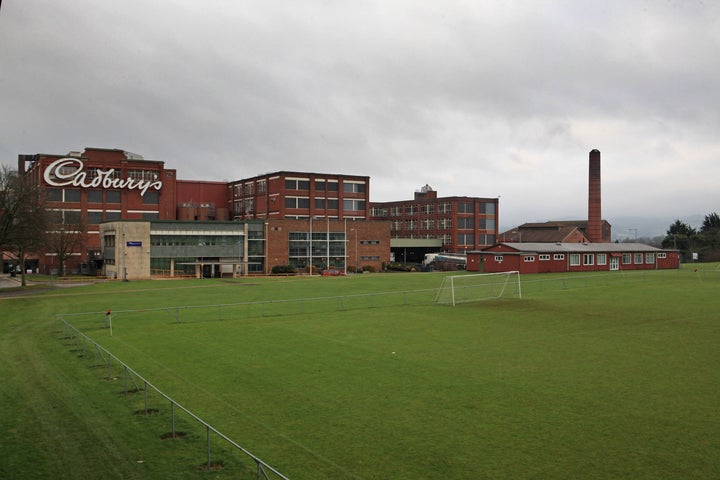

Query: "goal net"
left=434, top=271, right=521, bottom=306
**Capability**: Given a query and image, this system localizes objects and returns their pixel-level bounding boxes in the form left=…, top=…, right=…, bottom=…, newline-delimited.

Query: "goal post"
left=434, top=271, right=521, bottom=306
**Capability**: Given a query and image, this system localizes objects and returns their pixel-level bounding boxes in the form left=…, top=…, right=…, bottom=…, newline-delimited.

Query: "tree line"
left=1, top=166, right=86, bottom=285
left=662, top=213, right=720, bottom=261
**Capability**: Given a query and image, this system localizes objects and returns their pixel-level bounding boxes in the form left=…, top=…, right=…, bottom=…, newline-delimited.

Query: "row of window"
left=50, top=209, right=158, bottom=224
left=285, top=197, right=366, bottom=211
left=375, top=202, right=495, bottom=217
left=390, top=218, right=496, bottom=230
left=47, top=188, right=159, bottom=205
left=284, top=178, right=366, bottom=194
left=493, top=252, right=665, bottom=265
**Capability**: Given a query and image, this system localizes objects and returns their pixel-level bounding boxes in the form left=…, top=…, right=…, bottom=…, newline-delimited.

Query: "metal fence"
left=56, top=318, right=290, bottom=479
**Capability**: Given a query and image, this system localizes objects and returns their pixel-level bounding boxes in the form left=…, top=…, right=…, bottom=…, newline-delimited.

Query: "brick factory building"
left=11, top=149, right=390, bottom=276
left=370, top=184, right=499, bottom=263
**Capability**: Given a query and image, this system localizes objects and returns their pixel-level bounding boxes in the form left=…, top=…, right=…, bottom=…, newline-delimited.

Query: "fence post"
left=206, top=426, right=212, bottom=468
left=171, top=401, right=176, bottom=438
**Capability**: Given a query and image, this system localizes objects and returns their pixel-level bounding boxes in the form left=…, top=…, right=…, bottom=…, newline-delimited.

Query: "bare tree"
left=45, top=211, right=87, bottom=276
left=0, top=165, right=50, bottom=286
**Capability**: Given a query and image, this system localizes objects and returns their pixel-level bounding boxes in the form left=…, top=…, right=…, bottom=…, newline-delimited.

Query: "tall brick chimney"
left=587, top=149, right=602, bottom=243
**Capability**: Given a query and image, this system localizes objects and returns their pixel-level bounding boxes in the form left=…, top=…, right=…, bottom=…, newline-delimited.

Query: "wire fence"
left=56, top=318, right=290, bottom=479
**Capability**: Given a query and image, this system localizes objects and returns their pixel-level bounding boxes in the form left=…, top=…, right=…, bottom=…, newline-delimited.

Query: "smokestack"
left=587, top=149, right=603, bottom=243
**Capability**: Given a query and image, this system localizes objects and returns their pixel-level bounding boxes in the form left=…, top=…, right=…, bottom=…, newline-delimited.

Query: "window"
left=457, top=233, right=474, bottom=245
left=87, top=211, right=103, bottom=224
left=554, top=254, right=565, bottom=260
left=106, top=190, right=121, bottom=204
left=583, top=254, right=594, bottom=266
left=539, top=254, right=551, bottom=261
left=438, top=218, right=452, bottom=229
left=420, top=204, right=434, bottom=214
left=646, top=253, right=655, bottom=264
left=315, top=198, right=326, bottom=209
left=257, top=180, right=267, bottom=194
left=127, top=170, right=157, bottom=181
left=244, top=182, right=254, bottom=195
left=47, top=188, right=63, bottom=201
left=658, top=252, right=667, bottom=259
left=634, top=253, right=644, bottom=264
left=327, top=199, right=339, bottom=209
left=494, top=255, right=503, bottom=262
left=360, top=240, right=381, bottom=245
left=457, top=217, right=474, bottom=229
left=327, top=181, right=339, bottom=192
left=622, top=253, right=632, bottom=264
left=457, top=202, right=473, bottom=213
left=570, top=254, right=581, bottom=266
left=64, top=189, right=81, bottom=202
left=142, top=191, right=159, bottom=204
left=478, top=218, right=496, bottom=230
left=480, top=202, right=496, bottom=214
left=142, top=212, right=159, bottom=221
left=105, top=211, right=121, bottom=221
left=343, top=181, right=365, bottom=193
left=285, top=197, right=310, bottom=209
left=103, top=234, right=115, bottom=248
left=597, top=253, right=607, bottom=265
left=285, top=178, right=310, bottom=190
left=87, top=190, right=103, bottom=203
left=438, top=203, right=452, bottom=214
left=421, top=219, right=435, bottom=230
left=441, top=234, right=452, bottom=245
left=343, top=199, right=365, bottom=211
left=524, top=255, right=535, bottom=262
left=478, top=234, right=496, bottom=245
left=405, top=205, right=417, bottom=215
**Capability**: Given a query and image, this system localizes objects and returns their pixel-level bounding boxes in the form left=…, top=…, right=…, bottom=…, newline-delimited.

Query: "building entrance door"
left=610, top=256, right=619, bottom=271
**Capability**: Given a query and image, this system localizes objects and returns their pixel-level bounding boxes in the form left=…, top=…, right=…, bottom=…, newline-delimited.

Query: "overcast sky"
left=1, top=0, right=718, bottom=230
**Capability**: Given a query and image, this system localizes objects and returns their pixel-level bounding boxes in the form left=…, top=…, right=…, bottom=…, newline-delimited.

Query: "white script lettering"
left=43, top=158, right=163, bottom=196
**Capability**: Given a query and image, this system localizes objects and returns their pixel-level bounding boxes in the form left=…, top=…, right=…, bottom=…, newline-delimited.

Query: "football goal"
left=434, top=271, right=521, bottom=306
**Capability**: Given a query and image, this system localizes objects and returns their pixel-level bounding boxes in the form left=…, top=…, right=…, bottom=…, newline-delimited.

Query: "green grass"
left=1, top=267, right=719, bottom=479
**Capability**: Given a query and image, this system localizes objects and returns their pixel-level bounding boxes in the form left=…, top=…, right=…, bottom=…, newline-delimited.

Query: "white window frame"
left=570, top=254, right=581, bottom=266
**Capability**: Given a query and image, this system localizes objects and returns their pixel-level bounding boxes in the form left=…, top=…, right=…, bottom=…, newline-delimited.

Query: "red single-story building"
left=468, top=242, right=680, bottom=274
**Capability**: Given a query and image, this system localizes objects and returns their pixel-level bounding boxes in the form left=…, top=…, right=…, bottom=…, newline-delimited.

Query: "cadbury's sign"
left=43, top=158, right=162, bottom=196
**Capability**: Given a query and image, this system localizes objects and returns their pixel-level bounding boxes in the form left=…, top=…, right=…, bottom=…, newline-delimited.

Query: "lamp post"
left=326, top=216, right=330, bottom=271
left=354, top=228, right=359, bottom=273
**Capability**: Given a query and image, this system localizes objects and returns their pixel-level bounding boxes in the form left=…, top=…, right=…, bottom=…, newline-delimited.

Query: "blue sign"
left=126, top=241, right=142, bottom=247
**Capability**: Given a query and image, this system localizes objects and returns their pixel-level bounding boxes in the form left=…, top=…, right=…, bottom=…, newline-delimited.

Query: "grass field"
left=1, top=267, right=719, bottom=479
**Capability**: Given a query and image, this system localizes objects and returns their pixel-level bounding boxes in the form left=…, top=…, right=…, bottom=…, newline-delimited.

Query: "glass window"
left=597, top=253, right=607, bottom=265
left=457, top=202, right=473, bottom=213
left=143, top=191, right=159, bottom=204
left=106, top=190, right=121, bottom=203
left=583, top=254, right=594, bottom=265
left=570, top=254, right=581, bottom=266
left=105, top=211, right=121, bottom=221
left=87, top=211, right=103, bottom=224
left=634, top=253, right=644, bottom=264
left=622, top=253, right=632, bottom=264
left=343, top=182, right=366, bottom=193
left=646, top=253, right=655, bottom=264
left=47, top=188, right=62, bottom=201
left=87, top=190, right=103, bottom=203
left=64, top=189, right=81, bottom=202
